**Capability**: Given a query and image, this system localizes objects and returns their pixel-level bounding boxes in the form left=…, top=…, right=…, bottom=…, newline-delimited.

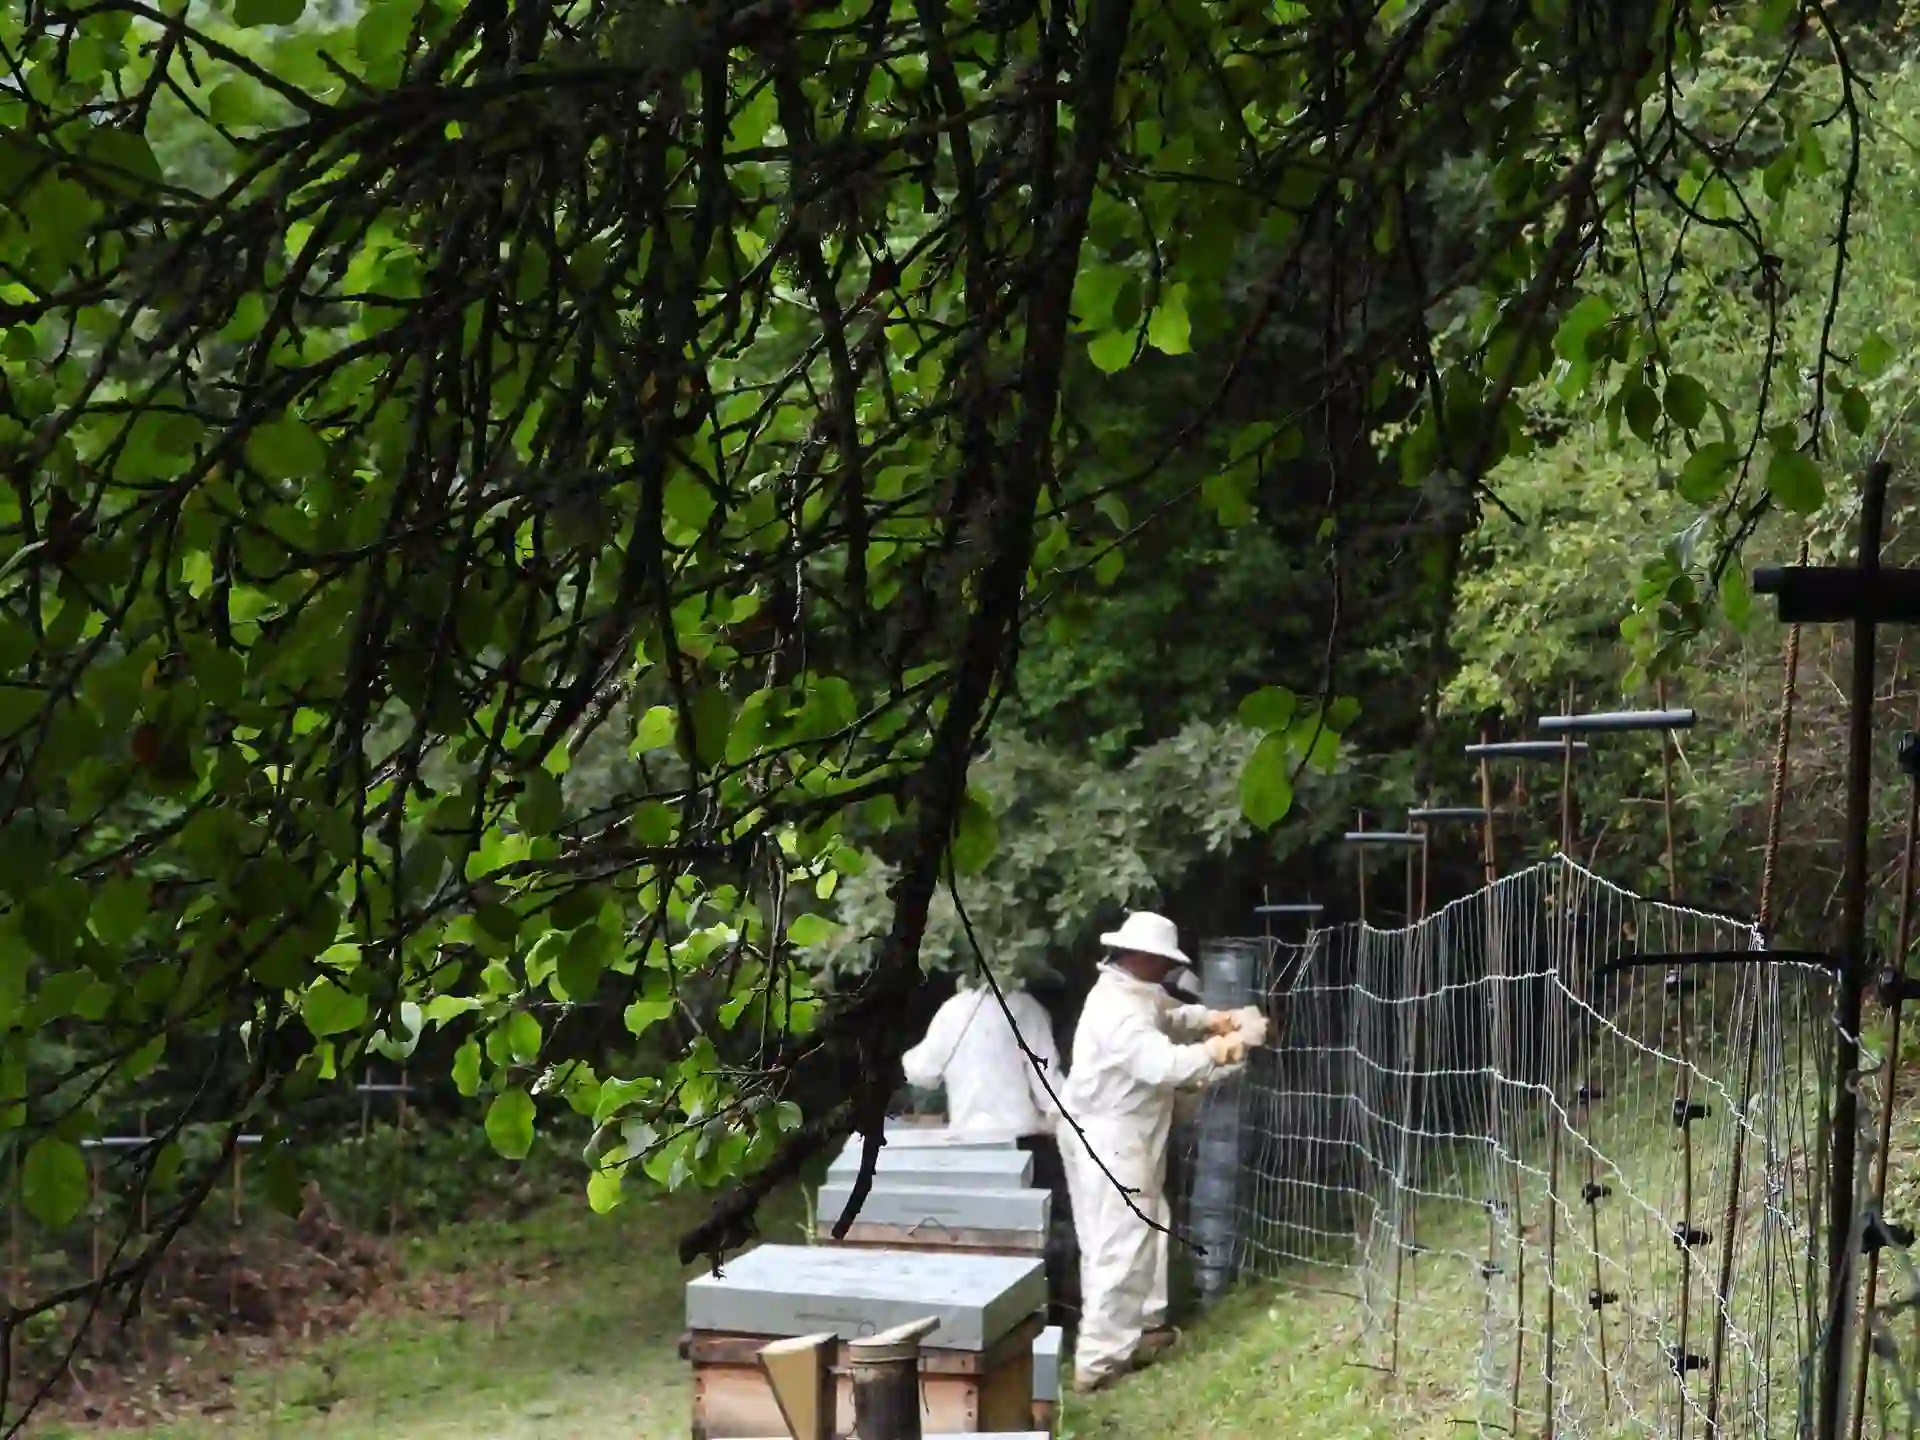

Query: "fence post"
left=848, top=1315, right=937, bottom=1440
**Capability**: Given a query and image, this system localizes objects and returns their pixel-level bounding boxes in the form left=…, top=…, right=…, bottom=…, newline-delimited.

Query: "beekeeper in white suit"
left=902, top=975, right=1062, bottom=1143
left=1057, top=911, right=1268, bottom=1393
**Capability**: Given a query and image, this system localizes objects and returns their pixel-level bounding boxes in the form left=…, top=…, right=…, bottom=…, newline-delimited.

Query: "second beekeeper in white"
left=1057, top=910, right=1269, bottom=1394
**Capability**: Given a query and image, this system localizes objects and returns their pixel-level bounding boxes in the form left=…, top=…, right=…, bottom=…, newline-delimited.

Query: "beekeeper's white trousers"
left=1062, top=1121, right=1169, bottom=1386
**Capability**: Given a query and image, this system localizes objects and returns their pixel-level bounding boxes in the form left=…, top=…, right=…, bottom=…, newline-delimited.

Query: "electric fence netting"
left=1177, top=854, right=1858, bottom=1440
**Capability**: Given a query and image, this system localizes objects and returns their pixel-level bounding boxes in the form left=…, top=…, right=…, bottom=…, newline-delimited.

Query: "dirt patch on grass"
left=23, top=1186, right=537, bottom=1432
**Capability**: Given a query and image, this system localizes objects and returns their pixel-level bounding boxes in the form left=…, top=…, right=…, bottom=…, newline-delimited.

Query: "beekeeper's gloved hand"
left=1205, top=1032, right=1248, bottom=1067
left=1231, top=1007, right=1270, bottom=1047
left=1205, top=1010, right=1240, bottom=1036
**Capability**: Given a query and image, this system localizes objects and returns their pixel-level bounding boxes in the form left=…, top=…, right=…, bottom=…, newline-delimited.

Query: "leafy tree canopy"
left=0, top=0, right=1884, bottom=1389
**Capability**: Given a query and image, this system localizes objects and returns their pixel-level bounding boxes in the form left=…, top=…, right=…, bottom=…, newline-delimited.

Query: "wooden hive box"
left=685, top=1245, right=1046, bottom=1438
left=814, top=1183, right=1049, bottom=1258
left=826, top=1146, right=1035, bottom=1190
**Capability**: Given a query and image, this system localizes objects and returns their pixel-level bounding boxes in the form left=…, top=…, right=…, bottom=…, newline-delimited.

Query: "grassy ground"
left=42, top=1179, right=1476, bottom=1440
left=36, top=1191, right=810, bottom=1440
left=32, top=1100, right=1846, bottom=1439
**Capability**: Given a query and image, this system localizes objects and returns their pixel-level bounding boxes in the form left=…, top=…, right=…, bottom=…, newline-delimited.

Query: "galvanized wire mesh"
left=1176, top=855, right=1845, bottom=1440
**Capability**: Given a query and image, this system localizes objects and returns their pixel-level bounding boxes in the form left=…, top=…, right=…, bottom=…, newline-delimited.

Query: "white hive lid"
left=685, top=1243, right=1046, bottom=1351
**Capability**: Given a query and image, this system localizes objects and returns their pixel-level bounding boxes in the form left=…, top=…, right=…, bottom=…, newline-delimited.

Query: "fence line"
left=1180, top=854, right=1855, bottom=1440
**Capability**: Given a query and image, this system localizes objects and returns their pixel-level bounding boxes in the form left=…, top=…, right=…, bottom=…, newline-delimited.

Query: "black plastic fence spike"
left=1861, top=1210, right=1916, bottom=1254
left=1900, top=730, right=1920, bottom=779
left=1879, top=967, right=1920, bottom=1006
left=1481, top=1260, right=1505, bottom=1279
left=1582, top=1181, right=1613, bottom=1205
left=1664, top=969, right=1699, bottom=997
left=1671, top=1099, right=1710, bottom=1127
left=1665, top=1346, right=1709, bottom=1376
left=1672, top=1223, right=1712, bottom=1249
left=1588, top=1288, right=1619, bottom=1311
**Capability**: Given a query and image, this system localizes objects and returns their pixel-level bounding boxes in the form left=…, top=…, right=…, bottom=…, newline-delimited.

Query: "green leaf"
left=208, top=80, right=267, bottom=129
left=1841, top=385, right=1871, bottom=437
left=1677, top=442, right=1739, bottom=504
left=485, top=1087, right=536, bottom=1161
left=1072, top=264, right=1127, bottom=332
left=1239, top=733, right=1295, bottom=830
left=683, top=688, right=733, bottom=770
left=22, top=1138, right=86, bottom=1228
left=623, top=996, right=675, bottom=1037
left=1146, top=284, right=1192, bottom=356
left=587, top=1160, right=626, bottom=1214
left=90, top=876, right=149, bottom=946
left=505, top=1010, right=543, bottom=1064
left=1858, top=332, right=1896, bottom=381
left=1200, top=469, right=1255, bottom=527
left=1766, top=447, right=1825, bottom=514
left=1236, top=686, right=1297, bottom=733
left=1622, top=379, right=1660, bottom=444
left=452, top=1039, right=483, bottom=1097
left=518, top=770, right=563, bottom=834
left=788, top=913, right=839, bottom=948
left=233, top=0, right=305, bottom=24
left=1087, top=329, right=1136, bottom=375
left=244, top=416, right=326, bottom=481
left=664, top=474, right=717, bottom=532
left=633, top=705, right=676, bottom=754
left=1663, top=374, right=1708, bottom=431
left=951, top=790, right=998, bottom=876
left=556, top=926, right=609, bottom=1002
left=302, top=979, right=368, bottom=1038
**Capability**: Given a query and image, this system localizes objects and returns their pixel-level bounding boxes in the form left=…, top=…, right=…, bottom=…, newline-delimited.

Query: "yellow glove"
left=1232, top=1006, right=1270, bottom=1048
left=1204, top=1033, right=1247, bottom=1067
left=1205, top=1010, right=1240, bottom=1036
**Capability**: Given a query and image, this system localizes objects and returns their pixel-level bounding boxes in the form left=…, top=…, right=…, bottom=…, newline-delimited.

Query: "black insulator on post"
left=1673, top=1224, right=1712, bottom=1250
left=1671, top=1100, right=1710, bottom=1127
left=1667, top=1347, right=1710, bottom=1376
left=1589, top=1288, right=1619, bottom=1311
left=1664, top=969, right=1699, bottom=997
left=1902, top=731, right=1920, bottom=779
left=1582, top=1182, right=1612, bottom=1205
left=1861, top=1211, right=1917, bottom=1255
left=1576, top=1084, right=1605, bottom=1105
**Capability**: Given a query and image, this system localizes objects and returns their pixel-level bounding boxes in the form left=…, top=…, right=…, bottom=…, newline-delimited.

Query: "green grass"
left=41, top=1190, right=808, bottom=1440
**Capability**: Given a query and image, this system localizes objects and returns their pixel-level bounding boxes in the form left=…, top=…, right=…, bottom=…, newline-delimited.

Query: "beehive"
left=685, top=1245, right=1046, bottom=1437
left=825, top=1145, right=1035, bottom=1190
left=815, top=1183, right=1050, bottom=1256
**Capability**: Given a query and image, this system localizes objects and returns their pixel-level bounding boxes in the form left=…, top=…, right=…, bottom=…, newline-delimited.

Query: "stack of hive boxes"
left=681, top=1122, right=1064, bottom=1437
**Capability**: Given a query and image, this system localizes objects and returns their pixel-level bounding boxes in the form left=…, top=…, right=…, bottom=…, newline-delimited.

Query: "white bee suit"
left=901, top=985, right=1062, bottom=1143
left=1057, top=964, right=1227, bottom=1386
